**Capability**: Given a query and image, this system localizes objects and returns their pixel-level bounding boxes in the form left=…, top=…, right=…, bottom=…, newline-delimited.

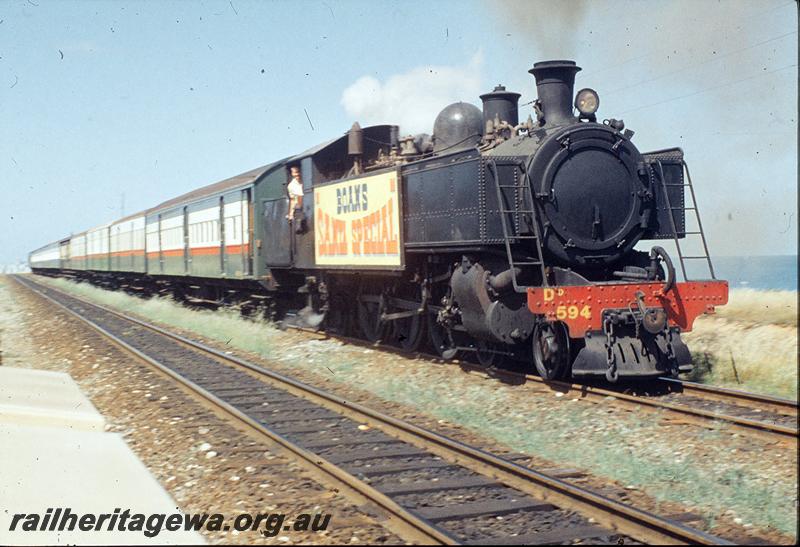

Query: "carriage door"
left=182, top=206, right=189, bottom=274
left=59, top=240, right=70, bottom=269
left=219, top=196, right=226, bottom=275
left=262, top=197, right=292, bottom=267
left=244, top=188, right=253, bottom=275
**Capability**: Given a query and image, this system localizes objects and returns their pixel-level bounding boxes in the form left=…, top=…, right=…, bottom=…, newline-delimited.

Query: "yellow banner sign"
left=314, top=170, right=402, bottom=267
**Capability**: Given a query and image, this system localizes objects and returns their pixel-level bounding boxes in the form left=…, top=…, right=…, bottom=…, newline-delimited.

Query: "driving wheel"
left=428, top=313, right=459, bottom=360
left=532, top=321, right=570, bottom=380
left=357, top=288, right=388, bottom=343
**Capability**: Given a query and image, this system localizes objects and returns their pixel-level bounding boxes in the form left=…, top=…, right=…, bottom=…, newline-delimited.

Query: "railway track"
left=653, top=377, right=798, bottom=424
left=27, top=273, right=798, bottom=442
left=14, top=274, right=732, bottom=545
left=488, top=371, right=797, bottom=443
left=287, top=324, right=798, bottom=443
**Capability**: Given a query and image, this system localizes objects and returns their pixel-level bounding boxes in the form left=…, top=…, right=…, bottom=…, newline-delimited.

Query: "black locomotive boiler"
left=30, top=59, right=728, bottom=382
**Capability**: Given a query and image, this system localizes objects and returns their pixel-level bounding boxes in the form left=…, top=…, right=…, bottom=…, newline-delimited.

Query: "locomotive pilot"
left=286, top=165, right=304, bottom=221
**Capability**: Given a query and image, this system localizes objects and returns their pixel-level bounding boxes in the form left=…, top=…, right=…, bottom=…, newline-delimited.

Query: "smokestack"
left=528, top=60, right=581, bottom=126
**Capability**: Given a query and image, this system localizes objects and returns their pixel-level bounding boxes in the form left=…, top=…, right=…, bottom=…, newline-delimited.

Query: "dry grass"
left=683, top=289, right=797, bottom=399
left=714, top=288, right=797, bottom=327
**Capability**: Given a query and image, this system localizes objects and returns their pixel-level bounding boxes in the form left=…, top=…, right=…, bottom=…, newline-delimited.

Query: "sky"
left=0, top=0, right=796, bottom=265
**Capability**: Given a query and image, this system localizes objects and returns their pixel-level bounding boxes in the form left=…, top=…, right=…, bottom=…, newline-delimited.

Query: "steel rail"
left=655, top=377, right=798, bottom=416
left=14, top=276, right=457, bottom=546
left=288, top=326, right=798, bottom=441
left=30, top=274, right=795, bottom=440
left=16, top=275, right=731, bottom=546
left=515, top=375, right=798, bottom=441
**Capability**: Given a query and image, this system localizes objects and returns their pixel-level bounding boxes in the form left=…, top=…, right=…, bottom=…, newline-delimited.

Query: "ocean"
left=686, top=255, right=797, bottom=292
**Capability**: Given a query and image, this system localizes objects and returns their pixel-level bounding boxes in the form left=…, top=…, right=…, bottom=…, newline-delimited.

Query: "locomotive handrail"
left=656, top=160, right=716, bottom=281
left=487, top=158, right=548, bottom=291
left=650, top=245, right=676, bottom=293
left=681, top=160, right=716, bottom=279
left=487, top=159, right=517, bottom=290
left=517, top=156, right=550, bottom=287
left=656, top=160, right=687, bottom=281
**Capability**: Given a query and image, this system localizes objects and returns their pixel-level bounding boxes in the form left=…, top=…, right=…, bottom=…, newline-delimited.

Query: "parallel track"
left=287, top=325, right=798, bottom=443
left=29, top=272, right=798, bottom=441
left=654, top=377, right=798, bottom=418
left=15, top=274, right=731, bottom=545
left=515, top=374, right=797, bottom=442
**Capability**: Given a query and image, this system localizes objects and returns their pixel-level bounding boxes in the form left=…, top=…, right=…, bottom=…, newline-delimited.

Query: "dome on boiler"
left=432, top=102, right=482, bottom=153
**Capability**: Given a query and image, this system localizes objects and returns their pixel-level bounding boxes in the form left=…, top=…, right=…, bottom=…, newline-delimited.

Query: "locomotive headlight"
left=574, top=88, right=599, bottom=116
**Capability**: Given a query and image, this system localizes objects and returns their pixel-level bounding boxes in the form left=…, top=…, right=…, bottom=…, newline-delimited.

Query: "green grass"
left=32, top=275, right=799, bottom=536
left=42, top=276, right=283, bottom=359
left=355, top=373, right=796, bottom=534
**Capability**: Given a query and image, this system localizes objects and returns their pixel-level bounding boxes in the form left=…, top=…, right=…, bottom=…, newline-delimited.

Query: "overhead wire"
left=617, top=63, right=796, bottom=115
left=603, top=30, right=797, bottom=97
left=579, top=0, right=796, bottom=82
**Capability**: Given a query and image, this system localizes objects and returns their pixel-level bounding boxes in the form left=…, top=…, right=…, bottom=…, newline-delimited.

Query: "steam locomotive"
left=30, top=59, right=728, bottom=381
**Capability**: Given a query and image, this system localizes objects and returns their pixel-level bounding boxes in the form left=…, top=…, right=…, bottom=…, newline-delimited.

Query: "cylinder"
left=528, top=60, right=581, bottom=127
left=480, top=84, right=521, bottom=131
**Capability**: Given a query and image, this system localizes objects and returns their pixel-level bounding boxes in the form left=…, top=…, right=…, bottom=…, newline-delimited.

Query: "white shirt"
left=287, top=178, right=304, bottom=198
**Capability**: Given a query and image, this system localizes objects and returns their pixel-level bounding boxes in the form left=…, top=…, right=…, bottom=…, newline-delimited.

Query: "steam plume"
left=340, top=52, right=484, bottom=135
